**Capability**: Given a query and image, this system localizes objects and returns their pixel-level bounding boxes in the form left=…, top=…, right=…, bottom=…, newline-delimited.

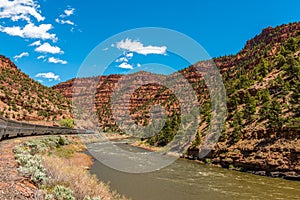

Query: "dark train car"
left=35, top=124, right=49, bottom=135
left=46, top=126, right=60, bottom=135
left=6, top=119, right=21, bottom=137
left=0, top=116, right=89, bottom=140
left=0, top=116, right=7, bottom=139
left=19, top=122, right=35, bottom=136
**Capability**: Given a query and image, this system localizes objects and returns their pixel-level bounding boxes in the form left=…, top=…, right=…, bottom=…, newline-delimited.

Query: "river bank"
left=128, top=138, right=300, bottom=181
left=0, top=135, right=128, bottom=200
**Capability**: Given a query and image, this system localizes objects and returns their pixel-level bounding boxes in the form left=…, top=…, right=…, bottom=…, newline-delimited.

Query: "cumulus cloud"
left=0, top=1, right=60, bottom=44
left=48, top=57, right=67, bottom=64
left=37, top=55, right=45, bottom=60
left=115, top=52, right=134, bottom=63
left=0, top=0, right=45, bottom=23
left=63, top=8, right=75, bottom=17
left=55, top=18, right=74, bottom=26
left=29, top=40, right=41, bottom=46
left=56, top=7, right=76, bottom=29
left=14, top=52, right=29, bottom=61
left=118, top=62, right=133, bottom=69
left=115, top=57, right=128, bottom=63
left=116, top=38, right=167, bottom=55
left=0, top=23, right=57, bottom=41
left=126, top=52, right=133, bottom=58
left=35, top=72, right=60, bottom=81
left=35, top=42, right=63, bottom=54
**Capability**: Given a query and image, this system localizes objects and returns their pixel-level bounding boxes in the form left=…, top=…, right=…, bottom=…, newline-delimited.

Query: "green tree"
left=268, top=100, right=284, bottom=129
left=257, top=58, right=269, bottom=78
left=257, top=89, right=270, bottom=104
left=243, top=93, right=257, bottom=122
left=232, top=111, right=243, bottom=142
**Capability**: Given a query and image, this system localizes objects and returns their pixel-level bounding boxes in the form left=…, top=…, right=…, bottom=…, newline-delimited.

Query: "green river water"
left=87, top=140, right=300, bottom=200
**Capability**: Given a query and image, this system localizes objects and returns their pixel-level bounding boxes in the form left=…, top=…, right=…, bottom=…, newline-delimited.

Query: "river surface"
left=87, top=139, right=300, bottom=200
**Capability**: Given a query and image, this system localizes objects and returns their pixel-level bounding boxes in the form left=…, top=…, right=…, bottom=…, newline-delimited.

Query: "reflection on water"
left=88, top=141, right=300, bottom=200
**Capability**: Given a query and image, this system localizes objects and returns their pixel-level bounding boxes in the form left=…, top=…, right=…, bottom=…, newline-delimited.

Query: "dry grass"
left=42, top=153, right=128, bottom=200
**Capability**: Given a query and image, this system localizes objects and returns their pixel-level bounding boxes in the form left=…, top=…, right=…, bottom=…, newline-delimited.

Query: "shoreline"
left=128, top=139, right=300, bottom=181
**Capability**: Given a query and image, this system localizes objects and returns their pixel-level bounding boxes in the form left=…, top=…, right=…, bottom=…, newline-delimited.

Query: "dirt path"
left=0, top=138, right=40, bottom=200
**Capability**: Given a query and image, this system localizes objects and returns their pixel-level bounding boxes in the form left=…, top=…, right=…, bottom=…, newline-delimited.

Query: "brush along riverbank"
left=13, top=135, right=128, bottom=200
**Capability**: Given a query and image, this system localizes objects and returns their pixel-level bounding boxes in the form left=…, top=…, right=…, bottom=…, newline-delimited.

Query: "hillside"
left=54, top=22, right=300, bottom=176
left=0, top=56, right=72, bottom=125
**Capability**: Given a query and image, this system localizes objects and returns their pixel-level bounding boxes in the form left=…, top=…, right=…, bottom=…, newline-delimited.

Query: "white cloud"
left=56, top=7, right=76, bottom=30
left=126, top=52, right=133, bottom=58
left=137, top=63, right=141, bottom=67
left=37, top=79, right=43, bottom=83
left=115, top=52, right=134, bottom=63
left=118, top=62, right=133, bottom=69
left=37, top=55, right=45, bottom=60
left=116, top=38, right=167, bottom=55
left=0, top=0, right=45, bottom=23
left=0, top=23, right=57, bottom=41
left=35, top=72, right=60, bottom=81
left=35, top=42, right=63, bottom=54
left=29, top=40, right=41, bottom=46
left=64, top=8, right=75, bottom=17
left=115, top=57, right=128, bottom=63
left=55, top=18, right=74, bottom=26
left=14, top=52, right=29, bottom=61
left=48, top=57, right=67, bottom=64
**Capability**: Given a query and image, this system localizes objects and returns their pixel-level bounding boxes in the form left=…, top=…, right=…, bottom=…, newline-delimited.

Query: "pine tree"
left=258, top=58, right=269, bottom=78
left=268, top=99, right=284, bottom=129
left=243, top=93, right=257, bottom=122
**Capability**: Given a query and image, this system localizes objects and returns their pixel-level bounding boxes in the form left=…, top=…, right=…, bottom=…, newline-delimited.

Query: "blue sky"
left=0, top=0, right=300, bottom=86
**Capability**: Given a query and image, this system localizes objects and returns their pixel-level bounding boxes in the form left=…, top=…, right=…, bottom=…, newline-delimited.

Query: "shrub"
left=59, top=118, right=75, bottom=128
left=46, top=185, right=75, bottom=200
left=15, top=152, right=48, bottom=184
left=229, top=164, right=235, bottom=169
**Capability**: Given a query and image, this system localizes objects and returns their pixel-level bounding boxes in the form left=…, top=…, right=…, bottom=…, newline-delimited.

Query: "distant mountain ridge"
left=53, top=22, right=300, bottom=176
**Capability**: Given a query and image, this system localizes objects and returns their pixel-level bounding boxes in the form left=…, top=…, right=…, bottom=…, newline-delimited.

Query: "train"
left=0, top=116, right=87, bottom=140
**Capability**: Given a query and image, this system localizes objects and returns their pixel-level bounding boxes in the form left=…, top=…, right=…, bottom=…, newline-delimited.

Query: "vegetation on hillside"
left=0, top=56, right=72, bottom=123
